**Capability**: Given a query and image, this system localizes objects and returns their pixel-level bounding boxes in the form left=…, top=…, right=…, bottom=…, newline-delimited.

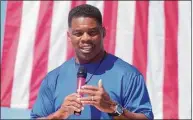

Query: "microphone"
left=74, top=66, right=87, bottom=116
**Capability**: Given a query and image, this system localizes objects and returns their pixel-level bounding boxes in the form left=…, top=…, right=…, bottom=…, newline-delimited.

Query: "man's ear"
left=67, top=31, right=71, bottom=42
left=102, top=27, right=106, bottom=38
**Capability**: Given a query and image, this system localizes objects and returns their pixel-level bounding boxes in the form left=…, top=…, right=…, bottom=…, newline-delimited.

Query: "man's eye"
left=88, top=30, right=99, bottom=36
left=73, top=32, right=83, bottom=37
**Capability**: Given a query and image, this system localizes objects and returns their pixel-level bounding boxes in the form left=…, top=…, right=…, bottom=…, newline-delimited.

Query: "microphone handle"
left=74, top=76, right=86, bottom=116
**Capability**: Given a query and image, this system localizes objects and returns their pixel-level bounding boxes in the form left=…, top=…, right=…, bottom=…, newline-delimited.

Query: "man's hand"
left=79, top=79, right=116, bottom=113
left=54, top=93, right=83, bottom=119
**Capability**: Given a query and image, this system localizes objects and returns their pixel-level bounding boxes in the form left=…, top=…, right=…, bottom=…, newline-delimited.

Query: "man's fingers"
left=98, top=79, right=103, bottom=89
left=65, top=93, right=81, bottom=101
left=80, top=96, right=101, bottom=103
left=68, top=93, right=81, bottom=97
left=78, top=89, right=96, bottom=96
left=68, top=101, right=82, bottom=109
left=79, top=96, right=94, bottom=101
left=81, top=85, right=98, bottom=91
left=62, top=105, right=82, bottom=112
left=81, top=100, right=97, bottom=106
left=66, top=106, right=81, bottom=114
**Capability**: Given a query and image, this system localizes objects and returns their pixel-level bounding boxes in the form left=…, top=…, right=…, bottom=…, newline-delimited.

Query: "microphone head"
left=77, top=66, right=87, bottom=78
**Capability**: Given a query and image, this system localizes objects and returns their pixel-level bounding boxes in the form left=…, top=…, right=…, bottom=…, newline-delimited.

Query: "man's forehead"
left=70, top=17, right=101, bottom=26
left=69, top=17, right=102, bottom=31
left=71, top=16, right=96, bottom=22
left=72, top=17, right=89, bottom=22
left=69, top=26, right=101, bottom=31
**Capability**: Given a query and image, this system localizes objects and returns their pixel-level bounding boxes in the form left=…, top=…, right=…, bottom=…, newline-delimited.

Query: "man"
left=31, top=4, right=154, bottom=119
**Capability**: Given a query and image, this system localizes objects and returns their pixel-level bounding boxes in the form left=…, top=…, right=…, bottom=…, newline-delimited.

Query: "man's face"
left=68, top=17, right=105, bottom=61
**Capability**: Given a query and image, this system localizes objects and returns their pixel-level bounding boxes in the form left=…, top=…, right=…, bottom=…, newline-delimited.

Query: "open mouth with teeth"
left=80, top=45, right=94, bottom=54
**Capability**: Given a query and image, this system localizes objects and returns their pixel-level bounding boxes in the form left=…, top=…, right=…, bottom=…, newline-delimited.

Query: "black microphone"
left=74, top=66, right=87, bottom=116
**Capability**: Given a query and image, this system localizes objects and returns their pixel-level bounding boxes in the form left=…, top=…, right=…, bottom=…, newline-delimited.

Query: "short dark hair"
left=68, top=4, right=102, bottom=28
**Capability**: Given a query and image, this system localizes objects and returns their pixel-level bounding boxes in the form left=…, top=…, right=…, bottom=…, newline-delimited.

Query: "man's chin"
left=77, top=52, right=92, bottom=60
left=80, top=54, right=92, bottom=60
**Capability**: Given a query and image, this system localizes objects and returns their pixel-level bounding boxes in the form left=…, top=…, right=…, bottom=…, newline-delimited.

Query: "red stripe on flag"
left=163, top=1, right=179, bottom=119
left=0, top=1, right=23, bottom=107
left=103, top=1, right=118, bottom=55
left=29, top=1, right=54, bottom=109
left=132, top=1, right=149, bottom=79
left=66, top=1, right=86, bottom=60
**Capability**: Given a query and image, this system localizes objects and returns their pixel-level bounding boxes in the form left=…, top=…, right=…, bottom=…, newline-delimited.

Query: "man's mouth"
left=80, top=45, right=93, bottom=53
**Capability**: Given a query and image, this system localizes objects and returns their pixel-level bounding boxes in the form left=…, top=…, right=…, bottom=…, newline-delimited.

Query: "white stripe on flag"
left=11, top=1, right=40, bottom=108
left=86, top=1, right=104, bottom=18
left=178, top=1, right=191, bottom=119
left=48, top=1, right=71, bottom=72
left=115, top=1, right=135, bottom=64
left=146, top=1, right=165, bottom=119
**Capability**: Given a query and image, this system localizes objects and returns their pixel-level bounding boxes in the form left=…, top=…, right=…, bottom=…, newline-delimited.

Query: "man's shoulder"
left=43, top=58, right=74, bottom=87
left=46, top=58, right=74, bottom=78
left=108, top=54, right=141, bottom=75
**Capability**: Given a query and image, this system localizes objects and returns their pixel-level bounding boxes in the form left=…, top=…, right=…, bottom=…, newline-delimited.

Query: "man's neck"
left=75, top=50, right=106, bottom=64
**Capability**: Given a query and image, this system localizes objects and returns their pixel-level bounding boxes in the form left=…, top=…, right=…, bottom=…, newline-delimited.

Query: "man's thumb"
left=98, top=79, right=103, bottom=88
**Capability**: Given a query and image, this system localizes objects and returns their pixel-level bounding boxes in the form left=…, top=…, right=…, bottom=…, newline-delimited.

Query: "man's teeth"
left=83, top=46, right=92, bottom=49
left=82, top=46, right=92, bottom=49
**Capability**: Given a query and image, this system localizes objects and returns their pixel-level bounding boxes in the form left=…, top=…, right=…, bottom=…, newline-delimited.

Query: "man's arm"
left=34, top=93, right=83, bottom=119
left=30, top=76, right=55, bottom=119
left=31, top=72, right=83, bottom=119
left=109, top=103, right=148, bottom=119
left=116, top=109, right=148, bottom=119
left=111, top=73, right=153, bottom=119
left=79, top=75, right=153, bottom=119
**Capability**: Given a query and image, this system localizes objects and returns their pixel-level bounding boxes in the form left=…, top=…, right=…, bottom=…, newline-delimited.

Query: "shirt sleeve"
left=122, top=72, right=154, bottom=120
left=30, top=75, right=55, bottom=118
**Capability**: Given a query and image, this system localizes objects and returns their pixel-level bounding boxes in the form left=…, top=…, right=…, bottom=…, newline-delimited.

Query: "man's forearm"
left=108, top=101, right=148, bottom=119
left=113, top=109, right=148, bottom=120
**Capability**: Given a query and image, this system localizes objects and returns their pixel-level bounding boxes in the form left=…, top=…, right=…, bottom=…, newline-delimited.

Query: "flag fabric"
left=1, top=1, right=191, bottom=119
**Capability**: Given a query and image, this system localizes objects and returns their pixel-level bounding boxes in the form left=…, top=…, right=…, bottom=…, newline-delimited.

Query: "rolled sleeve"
left=123, top=72, right=154, bottom=120
left=30, top=76, right=55, bottom=118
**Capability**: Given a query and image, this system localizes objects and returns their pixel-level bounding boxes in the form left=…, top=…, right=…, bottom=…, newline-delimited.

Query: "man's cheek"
left=71, top=40, right=79, bottom=47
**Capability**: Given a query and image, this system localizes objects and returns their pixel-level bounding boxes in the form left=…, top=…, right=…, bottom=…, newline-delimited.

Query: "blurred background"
left=1, top=1, right=191, bottom=119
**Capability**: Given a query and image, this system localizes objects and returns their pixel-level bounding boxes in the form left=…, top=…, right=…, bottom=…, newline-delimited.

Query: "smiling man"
left=31, top=4, right=154, bottom=119
left=69, top=16, right=105, bottom=63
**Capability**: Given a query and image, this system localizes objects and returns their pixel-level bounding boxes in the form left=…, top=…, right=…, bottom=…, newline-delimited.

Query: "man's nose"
left=81, top=32, right=91, bottom=42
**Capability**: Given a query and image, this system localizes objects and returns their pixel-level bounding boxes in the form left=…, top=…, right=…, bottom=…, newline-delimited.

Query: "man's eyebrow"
left=70, top=29, right=82, bottom=32
left=70, top=27, right=100, bottom=31
left=89, top=28, right=99, bottom=30
left=72, top=29, right=82, bottom=32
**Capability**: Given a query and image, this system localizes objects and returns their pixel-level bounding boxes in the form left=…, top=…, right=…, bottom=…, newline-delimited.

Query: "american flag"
left=1, top=1, right=191, bottom=119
